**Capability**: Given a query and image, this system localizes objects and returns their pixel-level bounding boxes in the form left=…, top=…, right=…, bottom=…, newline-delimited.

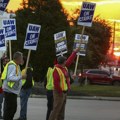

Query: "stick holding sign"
left=9, top=40, right=12, bottom=60
left=24, top=24, right=41, bottom=73
left=74, top=2, right=96, bottom=75
left=74, top=26, right=85, bottom=75
left=73, top=34, right=89, bottom=75
left=25, top=50, right=31, bottom=71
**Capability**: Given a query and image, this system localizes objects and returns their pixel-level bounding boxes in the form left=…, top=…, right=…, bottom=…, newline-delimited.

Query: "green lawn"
left=71, top=85, right=120, bottom=97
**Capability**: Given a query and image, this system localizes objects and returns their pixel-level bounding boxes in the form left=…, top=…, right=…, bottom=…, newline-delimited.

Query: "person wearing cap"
left=49, top=48, right=79, bottom=120
left=1, top=52, right=27, bottom=120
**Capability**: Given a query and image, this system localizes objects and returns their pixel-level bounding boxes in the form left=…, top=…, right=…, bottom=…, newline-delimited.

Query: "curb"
left=30, top=95, right=120, bottom=101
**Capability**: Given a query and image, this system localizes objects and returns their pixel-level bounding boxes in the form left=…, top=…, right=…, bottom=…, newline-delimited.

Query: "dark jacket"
left=22, top=67, right=33, bottom=89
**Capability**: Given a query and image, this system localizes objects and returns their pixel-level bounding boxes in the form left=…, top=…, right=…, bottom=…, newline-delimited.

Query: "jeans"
left=4, top=92, right=17, bottom=120
left=0, top=93, right=3, bottom=117
left=20, top=88, right=32, bottom=119
left=46, top=90, right=53, bottom=120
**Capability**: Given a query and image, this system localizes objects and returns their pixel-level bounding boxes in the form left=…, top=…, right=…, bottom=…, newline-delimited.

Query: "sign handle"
left=60, top=50, right=63, bottom=56
left=25, top=50, right=31, bottom=74
left=74, top=26, right=85, bottom=75
left=9, top=40, right=12, bottom=60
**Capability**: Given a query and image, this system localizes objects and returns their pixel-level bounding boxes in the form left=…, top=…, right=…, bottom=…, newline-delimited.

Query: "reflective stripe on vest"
left=55, top=67, right=68, bottom=91
left=46, top=67, right=54, bottom=90
left=1, top=60, right=19, bottom=88
left=21, top=68, right=34, bottom=86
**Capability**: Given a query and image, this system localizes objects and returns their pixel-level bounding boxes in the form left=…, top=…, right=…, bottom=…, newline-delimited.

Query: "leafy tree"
left=67, top=10, right=112, bottom=69
left=13, top=0, right=70, bottom=81
left=13, top=0, right=112, bottom=81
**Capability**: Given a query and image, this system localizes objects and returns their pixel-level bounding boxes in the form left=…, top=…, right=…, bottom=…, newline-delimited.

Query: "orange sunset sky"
left=6, top=0, right=120, bottom=54
left=7, top=0, right=120, bottom=20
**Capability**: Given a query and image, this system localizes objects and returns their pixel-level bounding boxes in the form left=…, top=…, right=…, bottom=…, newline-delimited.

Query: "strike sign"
left=54, top=31, right=67, bottom=56
left=0, top=28, right=6, bottom=51
left=24, top=24, right=41, bottom=51
left=77, top=2, right=96, bottom=27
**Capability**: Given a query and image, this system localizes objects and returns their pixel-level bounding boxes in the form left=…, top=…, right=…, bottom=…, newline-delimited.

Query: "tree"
left=67, top=16, right=112, bottom=69
left=13, top=0, right=112, bottom=81
left=13, top=0, right=70, bottom=81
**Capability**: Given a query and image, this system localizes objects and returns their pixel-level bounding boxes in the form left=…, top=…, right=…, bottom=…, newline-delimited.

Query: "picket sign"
left=74, top=1, right=96, bottom=75
left=54, top=31, right=67, bottom=56
left=0, top=28, right=6, bottom=73
left=74, top=26, right=85, bottom=75
left=0, top=0, right=10, bottom=15
left=2, top=19, right=17, bottom=60
left=24, top=24, right=41, bottom=74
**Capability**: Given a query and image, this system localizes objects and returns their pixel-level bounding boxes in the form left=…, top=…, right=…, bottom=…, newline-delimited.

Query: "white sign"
left=2, top=19, right=17, bottom=40
left=73, top=34, right=89, bottom=56
left=77, top=2, right=96, bottom=27
left=24, top=24, right=41, bottom=51
left=54, top=31, right=67, bottom=56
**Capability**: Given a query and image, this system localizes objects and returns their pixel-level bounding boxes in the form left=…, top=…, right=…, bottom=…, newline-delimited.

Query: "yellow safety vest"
left=0, top=65, right=5, bottom=87
left=46, top=67, right=54, bottom=90
left=0, top=78, right=2, bottom=88
left=1, top=60, right=19, bottom=88
left=55, top=67, right=68, bottom=91
left=21, top=68, right=34, bottom=86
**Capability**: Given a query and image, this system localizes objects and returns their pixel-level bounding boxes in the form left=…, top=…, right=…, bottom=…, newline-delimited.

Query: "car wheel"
left=113, top=81, right=120, bottom=86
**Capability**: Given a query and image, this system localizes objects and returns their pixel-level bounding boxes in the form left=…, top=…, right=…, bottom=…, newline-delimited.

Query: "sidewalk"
left=30, top=94, right=120, bottom=101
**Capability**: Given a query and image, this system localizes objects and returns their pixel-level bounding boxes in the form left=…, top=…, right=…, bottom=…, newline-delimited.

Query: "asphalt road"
left=14, top=98, right=120, bottom=120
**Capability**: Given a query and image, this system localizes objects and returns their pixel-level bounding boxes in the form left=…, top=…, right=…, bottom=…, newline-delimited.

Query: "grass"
left=71, top=85, right=120, bottom=97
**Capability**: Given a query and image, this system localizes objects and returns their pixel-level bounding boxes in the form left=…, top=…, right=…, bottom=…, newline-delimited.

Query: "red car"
left=78, top=69, right=120, bottom=86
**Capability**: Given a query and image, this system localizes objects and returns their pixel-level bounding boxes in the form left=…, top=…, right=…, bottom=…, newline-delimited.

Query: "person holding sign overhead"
left=1, top=52, right=26, bottom=120
left=49, top=48, right=79, bottom=120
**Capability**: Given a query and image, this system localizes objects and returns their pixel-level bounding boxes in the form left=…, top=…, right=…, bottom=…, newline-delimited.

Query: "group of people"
left=45, top=48, right=79, bottom=120
left=0, top=47, right=79, bottom=120
left=0, top=52, right=34, bottom=120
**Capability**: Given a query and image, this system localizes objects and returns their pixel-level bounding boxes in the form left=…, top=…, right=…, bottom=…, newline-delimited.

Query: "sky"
left=7, top=0, right=120, bottom=20
left=6, top=0, right=120, bottom=53
left=7, top=0, right=120, bottom=26
left=61, top=0, right=120, bottom=20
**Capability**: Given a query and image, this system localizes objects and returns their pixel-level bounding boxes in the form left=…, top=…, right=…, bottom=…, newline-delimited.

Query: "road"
left=14, top=98, right=120, bottom=120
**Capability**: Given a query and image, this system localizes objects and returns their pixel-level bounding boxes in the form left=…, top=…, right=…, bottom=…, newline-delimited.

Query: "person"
left=1, top=52, right=26, bottom=120
left=49, top=48, right=79, bottom=120
left=0, top=56, right=9, bottom=119
left=45, top=59, right=76, bottom=120
left=16, top=57, right=34, bottom=120
left=44, top=67, right=54, bottom=120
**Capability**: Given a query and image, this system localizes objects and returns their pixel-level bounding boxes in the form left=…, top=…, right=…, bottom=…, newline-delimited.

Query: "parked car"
left=78, top=69, right=120, bottom=86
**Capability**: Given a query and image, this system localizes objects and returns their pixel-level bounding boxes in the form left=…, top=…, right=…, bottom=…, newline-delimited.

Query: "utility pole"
left=112, top=21, right=116, bottom=55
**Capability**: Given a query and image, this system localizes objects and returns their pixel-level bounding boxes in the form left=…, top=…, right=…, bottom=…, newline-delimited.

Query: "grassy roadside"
left=71, top=85, right=120, bottom=97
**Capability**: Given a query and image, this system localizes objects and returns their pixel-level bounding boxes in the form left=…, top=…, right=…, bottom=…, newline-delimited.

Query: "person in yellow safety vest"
left=1, top=52, right=27, bottom=120
left=16, top=57, right=34, bottom=120
left=49, top=48, right=79, bottom=120
left=44, top=67, right=54, bottom=120
left=0, top=56, right=9, bottom=119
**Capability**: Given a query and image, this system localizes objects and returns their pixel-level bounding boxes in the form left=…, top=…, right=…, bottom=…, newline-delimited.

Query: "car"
left=78, top=69, right=120, bottom=86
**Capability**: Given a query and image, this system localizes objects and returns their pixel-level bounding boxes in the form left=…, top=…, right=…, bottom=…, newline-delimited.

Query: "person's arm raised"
left=65, top=48, right=80, bottom=68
